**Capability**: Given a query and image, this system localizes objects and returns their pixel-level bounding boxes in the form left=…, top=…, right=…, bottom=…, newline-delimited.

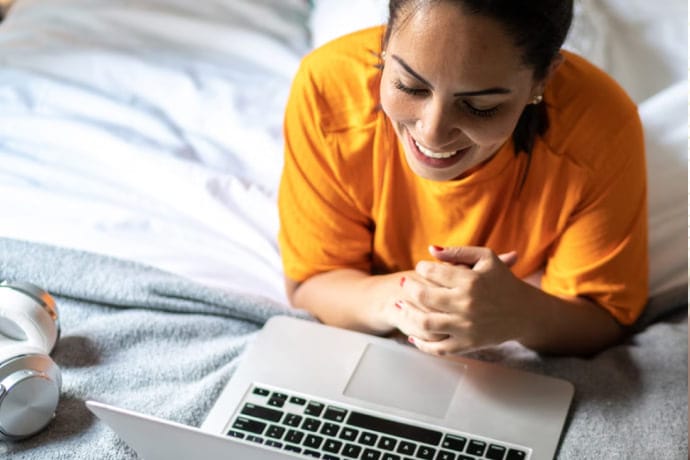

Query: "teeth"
left=414, top=140, right=457, bottom=159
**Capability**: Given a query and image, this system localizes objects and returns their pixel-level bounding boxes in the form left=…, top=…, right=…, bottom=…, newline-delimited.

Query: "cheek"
left=380, top=83, right=415, bottom=123
left=462, top=107, right=524, bottom=146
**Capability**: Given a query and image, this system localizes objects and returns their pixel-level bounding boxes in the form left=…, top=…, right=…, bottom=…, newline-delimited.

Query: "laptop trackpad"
left=343, top=343, right=465, bottom=419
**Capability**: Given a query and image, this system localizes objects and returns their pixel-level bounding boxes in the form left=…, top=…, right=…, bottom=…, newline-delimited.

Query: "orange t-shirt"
left=278, top=26, right=648, bottom=325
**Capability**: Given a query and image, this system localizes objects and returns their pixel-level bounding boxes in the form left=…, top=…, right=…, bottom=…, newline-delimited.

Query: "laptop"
left=86, top=315, right=574, bottom=460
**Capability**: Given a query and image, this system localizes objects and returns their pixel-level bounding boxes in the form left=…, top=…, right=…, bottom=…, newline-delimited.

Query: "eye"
left=393, top=79, right=428, bottom=97
left=463, top=102, right=500, bottom=118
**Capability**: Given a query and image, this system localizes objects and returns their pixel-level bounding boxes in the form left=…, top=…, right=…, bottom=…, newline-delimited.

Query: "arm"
left=286, top=269, right=403, bottom=336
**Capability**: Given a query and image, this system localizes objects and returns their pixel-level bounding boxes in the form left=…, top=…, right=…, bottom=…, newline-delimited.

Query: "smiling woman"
left=278, top=0, right=648, bottom=356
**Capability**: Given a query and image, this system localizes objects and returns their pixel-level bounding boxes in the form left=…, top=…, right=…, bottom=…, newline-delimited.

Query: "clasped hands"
left=387, top=245, right=528, bottom=356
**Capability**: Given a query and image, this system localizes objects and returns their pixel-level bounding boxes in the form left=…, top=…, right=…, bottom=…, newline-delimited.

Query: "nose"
left=415, top=98, right=462, bottom=149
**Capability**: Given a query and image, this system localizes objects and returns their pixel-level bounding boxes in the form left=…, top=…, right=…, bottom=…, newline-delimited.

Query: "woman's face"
left=380, top=2, right=543, bottom=181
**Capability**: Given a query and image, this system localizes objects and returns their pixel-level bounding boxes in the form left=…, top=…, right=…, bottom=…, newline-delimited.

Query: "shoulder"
left=542, top=50, right=642, bottom=170
left=293, top=26, right=384, bottom=132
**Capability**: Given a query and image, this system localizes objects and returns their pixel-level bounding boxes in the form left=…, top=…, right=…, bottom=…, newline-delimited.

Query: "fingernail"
left=399, top=276, right=406, bottom=287
left=431, top=245, right=444, bottom=251
left=408, top=336, right=415, bottom=344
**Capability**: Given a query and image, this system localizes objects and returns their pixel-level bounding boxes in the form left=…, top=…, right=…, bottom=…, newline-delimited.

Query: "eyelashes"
left=393, top=79, right=428, bottom=96
left=392, top=79, right=500, bottom=119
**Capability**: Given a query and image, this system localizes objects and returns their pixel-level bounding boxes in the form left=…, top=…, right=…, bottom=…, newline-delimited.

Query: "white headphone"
left=0, top=281, right=61, bottom=440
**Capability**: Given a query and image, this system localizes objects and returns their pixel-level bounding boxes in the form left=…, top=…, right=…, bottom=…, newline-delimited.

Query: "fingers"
left=393, top=300, right=451, bottom=341
left=408, top=334, right=477, bottom=356
left=497, top=251, right=518, bottom=267
left=428, top=245, right=518, bottom=270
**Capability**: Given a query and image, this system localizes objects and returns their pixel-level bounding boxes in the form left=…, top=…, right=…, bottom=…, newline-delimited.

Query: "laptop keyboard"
left=226, top=384, right=530, bottom=460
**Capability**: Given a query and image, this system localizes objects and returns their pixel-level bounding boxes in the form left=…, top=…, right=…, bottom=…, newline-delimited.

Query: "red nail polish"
left=400, top=276, right=406, bottom=287
left=408, top=336, right=415, bottom=344
left=394, top=301, right=403, bottom=309
left=431, top=245, right=444, bottom=251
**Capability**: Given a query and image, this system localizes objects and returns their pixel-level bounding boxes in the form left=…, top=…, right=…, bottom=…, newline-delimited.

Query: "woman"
left=278, top=0, right=647, bottom=356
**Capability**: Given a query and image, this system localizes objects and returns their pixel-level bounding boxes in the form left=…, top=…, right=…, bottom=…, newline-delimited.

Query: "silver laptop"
left=86, top=315, right=574, bottom=460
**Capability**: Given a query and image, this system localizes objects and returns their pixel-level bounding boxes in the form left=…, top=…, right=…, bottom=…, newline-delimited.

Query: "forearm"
left=517, top=282, right=624, bottom=356
left=288, top=269, right=409, bottom=335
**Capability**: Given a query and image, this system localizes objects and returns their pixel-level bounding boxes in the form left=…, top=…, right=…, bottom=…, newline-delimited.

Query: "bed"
left=0, top=0, right=687, bottom=458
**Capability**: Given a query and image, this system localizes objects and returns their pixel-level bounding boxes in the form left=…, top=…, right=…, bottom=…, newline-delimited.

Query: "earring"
left=381, top=50, right=387, bottom=60
left=531, top=94, right=543, bottom=105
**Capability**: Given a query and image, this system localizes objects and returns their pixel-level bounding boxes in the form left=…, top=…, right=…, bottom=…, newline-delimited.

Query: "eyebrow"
left=391, top=54, right=512, bottom=97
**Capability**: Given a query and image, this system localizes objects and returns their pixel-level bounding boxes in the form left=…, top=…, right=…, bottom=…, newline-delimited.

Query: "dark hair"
left=384, top=0, right=573, bottom=184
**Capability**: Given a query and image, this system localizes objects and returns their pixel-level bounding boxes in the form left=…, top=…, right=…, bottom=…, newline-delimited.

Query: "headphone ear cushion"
left=0, top=344, right=61, bottom=440
left=0, top=285, right=59, bottom=353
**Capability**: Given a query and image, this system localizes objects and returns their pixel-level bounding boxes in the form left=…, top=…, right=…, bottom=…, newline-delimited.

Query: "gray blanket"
left=0, top=238, right=686, bottom=459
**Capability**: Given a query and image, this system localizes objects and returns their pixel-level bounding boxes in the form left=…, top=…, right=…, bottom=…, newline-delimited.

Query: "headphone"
left=0, top=281, right=61, bottom=440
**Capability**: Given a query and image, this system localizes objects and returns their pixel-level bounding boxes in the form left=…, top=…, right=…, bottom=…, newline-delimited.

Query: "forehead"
left=387, top=2, right=532, bottom=85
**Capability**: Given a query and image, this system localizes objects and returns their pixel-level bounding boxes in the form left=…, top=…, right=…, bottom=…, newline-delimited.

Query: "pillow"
left=310, top=0, right=388, bottom=49
left=563, top=0, right=687, bottom=104
left=637, top=80, right=688, bottom=319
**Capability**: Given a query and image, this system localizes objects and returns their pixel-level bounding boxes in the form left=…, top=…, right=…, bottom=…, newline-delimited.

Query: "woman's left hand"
left=394, top=245, right=529, bottom=355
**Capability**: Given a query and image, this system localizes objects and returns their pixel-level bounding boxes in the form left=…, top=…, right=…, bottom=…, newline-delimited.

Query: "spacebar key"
left=346, top=411, right=442, bottom=446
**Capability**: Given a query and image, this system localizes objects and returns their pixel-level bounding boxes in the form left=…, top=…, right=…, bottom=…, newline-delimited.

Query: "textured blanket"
left=0, top=238, right=686, bottom=459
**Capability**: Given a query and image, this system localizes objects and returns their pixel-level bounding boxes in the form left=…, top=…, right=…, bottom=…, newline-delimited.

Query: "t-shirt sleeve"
left=540, top=114, right=648, bottom=325
left=278, top=59, right=373, bottom=282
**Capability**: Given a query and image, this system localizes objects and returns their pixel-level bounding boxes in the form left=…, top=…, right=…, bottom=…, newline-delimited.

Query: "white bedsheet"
left=0, top=0, right=686, bottom=308
left=0, top=0, right=312, bottom=303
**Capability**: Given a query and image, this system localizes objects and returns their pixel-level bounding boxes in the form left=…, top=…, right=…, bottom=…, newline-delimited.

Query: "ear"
left=531, top=53, right=565, bottom=96
left=545, top=53, right=565, bottom=81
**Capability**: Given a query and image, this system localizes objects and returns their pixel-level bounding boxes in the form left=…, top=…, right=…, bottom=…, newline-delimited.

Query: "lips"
left=405, top=128, right=470, bottom=169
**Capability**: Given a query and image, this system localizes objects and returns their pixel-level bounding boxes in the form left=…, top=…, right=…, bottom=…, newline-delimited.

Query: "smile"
left=405, top=129, right=471, bottom=168
left=414, top=140, right=458, bottom=159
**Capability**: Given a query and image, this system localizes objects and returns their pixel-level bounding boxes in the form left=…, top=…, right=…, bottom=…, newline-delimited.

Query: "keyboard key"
left=266, top=425, right=286, bottom=439
left=284, top=444, right=302, bottom=454
left=359, top=431, right=378, bottom=446
left=324, top=406, right=348, bottom=422
left=436, top=451, right=455, bottom=460
left=266, top=440, right=283, bottom=449
left=305, top=401, right=325, bottom=417
left=252, top=387, right=270, bottom=396
left=232, top=417, right=266, bottom=435
left=506, top=448, right=528, bottom=460
left=324, top=439, right=343, bottom=454
left=226, top=430, right=244, bottom=439
left=466, top=440, right=486, bottom=456
left=343, top=444, right=363, bottom=458
left=268, top=393, right=288, bottom=408
left=304, top=434, right=324, bottom=449
left=304, top=449, right=321, bottom=458
left=363, top=448, right=382, bottom=459
left=382, top=454, right=401, bottom=460
left=303, top=417, right=322, bottom=432
left=396, top=441, right=416, bottom=455
left=441, top=435, right=467, bottom=452
left=246, top=435, right=264, bottom=444
left=486, top=444, right=507, bottom=460
left=323, top=455, right=340, bottom=460
left=458, top=455, right=475, bottom=460
left=377, top=436, right=396, bottom=451
left=340, top=427, right=359, bottom=441
left=283, top=413, right=303, bottom=427
left=285, top=429, right=305, bottom=444
left=416, top=445, right=436, bottom=459
left=321, top=422, right=340, bottom=437
left=347, top=411, right=442, bottom=446
left=290, top=396, right=307, bottom=405
left=240, top=403, right=283, bottom=422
